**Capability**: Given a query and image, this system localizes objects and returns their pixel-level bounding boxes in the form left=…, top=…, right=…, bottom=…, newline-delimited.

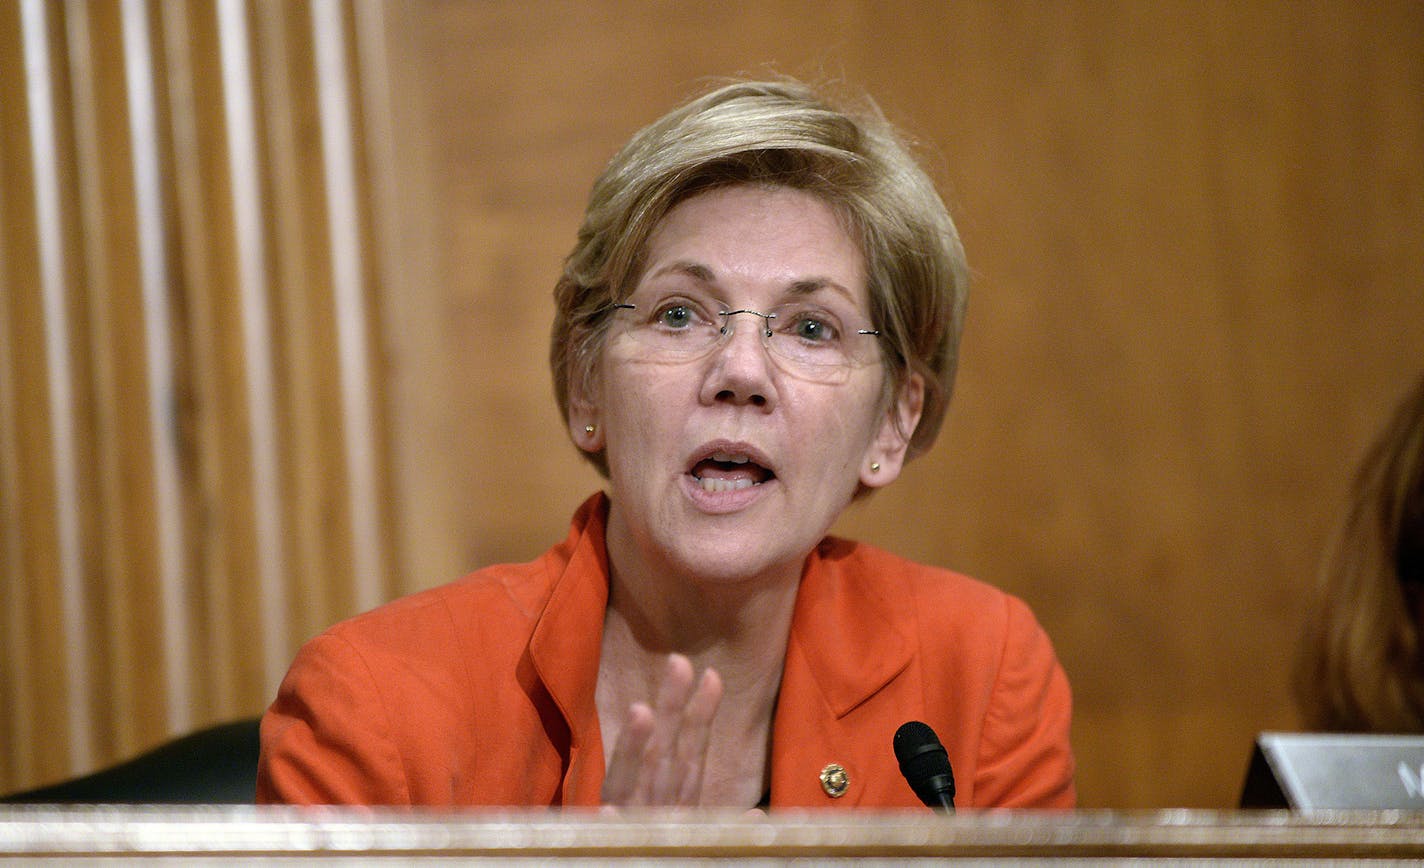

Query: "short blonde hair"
left=551, top=79, right=968, bottom=476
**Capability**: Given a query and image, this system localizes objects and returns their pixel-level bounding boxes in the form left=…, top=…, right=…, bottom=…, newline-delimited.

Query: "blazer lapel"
left=770, top=538, right=914, bottom=807
left=527, top=494, right=612, bottom=805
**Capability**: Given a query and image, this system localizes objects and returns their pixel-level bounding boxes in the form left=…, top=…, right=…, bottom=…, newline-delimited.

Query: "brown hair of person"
left=1294, top=373, right=1424, bottom=732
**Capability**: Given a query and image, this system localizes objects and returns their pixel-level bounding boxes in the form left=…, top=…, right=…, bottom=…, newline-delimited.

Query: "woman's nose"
left=701, top=313, right=779, bottom=409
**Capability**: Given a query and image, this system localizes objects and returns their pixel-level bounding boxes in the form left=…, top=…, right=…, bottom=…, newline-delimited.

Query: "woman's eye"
left=787, top=314, right=839, bottom=343
left=655, top=304, right=695, bottom=328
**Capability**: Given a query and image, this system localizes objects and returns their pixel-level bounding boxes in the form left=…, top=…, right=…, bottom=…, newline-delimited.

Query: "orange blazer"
left=258, top=494, right=1075, bottom=808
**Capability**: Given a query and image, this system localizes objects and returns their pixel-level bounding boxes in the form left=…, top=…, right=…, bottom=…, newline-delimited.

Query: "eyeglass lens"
left=610, top=294, right=880, bottom=382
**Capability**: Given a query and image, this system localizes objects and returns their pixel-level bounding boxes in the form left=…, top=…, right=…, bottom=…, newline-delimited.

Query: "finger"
left=600, top=701, right=654, bottom=805
left=643, top=654, right=697, bottom=804
left=672, top=667, right=723, bottom=805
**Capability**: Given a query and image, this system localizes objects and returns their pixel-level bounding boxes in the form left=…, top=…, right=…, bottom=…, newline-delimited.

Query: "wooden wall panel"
left=0, top=1, right=36, bottom=790
left=0, top=0, right=396, bottom=793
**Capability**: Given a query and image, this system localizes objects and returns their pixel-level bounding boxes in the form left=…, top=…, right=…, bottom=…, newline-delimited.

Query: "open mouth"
left=689, top=450, right=774, bottom=493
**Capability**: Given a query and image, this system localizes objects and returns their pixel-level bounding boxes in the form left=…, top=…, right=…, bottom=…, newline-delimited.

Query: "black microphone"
left=893, top=720, right=956, bottom=811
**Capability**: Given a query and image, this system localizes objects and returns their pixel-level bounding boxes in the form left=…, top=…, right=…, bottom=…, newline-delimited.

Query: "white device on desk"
left=1240, top=731, right=1424, bottom=809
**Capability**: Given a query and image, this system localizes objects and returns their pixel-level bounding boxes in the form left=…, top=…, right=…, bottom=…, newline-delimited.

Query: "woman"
left=258, top=79, right=1075, bottom=809
left=1295, top=373, right=1424, bottom=732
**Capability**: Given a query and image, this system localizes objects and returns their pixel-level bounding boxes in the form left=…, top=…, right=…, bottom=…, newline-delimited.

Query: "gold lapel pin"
left=819, top=762, right=849, bottom=798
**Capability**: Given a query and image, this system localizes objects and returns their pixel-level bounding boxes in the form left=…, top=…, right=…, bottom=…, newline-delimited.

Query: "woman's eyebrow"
left=789, top=277, right=856, bottom=303
left=647, top=260, right=717, bottom=283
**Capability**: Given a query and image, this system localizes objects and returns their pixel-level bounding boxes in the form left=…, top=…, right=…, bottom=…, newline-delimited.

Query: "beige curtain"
left=0, top=0, right=399, bottom=794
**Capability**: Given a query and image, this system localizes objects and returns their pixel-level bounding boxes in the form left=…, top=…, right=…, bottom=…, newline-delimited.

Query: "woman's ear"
left=567, top=368, right=605, bottom=453
left=569, top=398, right=604, bottom=453
left=860, top=372, right=924, bottom=488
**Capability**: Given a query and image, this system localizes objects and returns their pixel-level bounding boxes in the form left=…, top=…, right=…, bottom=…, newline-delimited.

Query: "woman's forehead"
left=637, top=186, right=869, bottom=306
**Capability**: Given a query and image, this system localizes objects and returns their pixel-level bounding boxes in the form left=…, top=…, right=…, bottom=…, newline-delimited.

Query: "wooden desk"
left=1, top=806, right=1421, bottom=862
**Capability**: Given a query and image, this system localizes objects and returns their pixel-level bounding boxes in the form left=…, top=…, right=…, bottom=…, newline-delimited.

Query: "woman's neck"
left=596, top=532, right=802, bottom=807
left=599, top=497, right=805, bottom=671
left=599, top=554, right=799, bottom=705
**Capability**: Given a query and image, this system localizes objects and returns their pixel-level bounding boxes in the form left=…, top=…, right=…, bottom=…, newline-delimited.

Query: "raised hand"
left=601, top=653, right=723, bottom=807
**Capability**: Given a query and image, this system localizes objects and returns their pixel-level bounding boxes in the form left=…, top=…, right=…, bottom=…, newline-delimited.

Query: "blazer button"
left=819, top=763, right=849, bottom=798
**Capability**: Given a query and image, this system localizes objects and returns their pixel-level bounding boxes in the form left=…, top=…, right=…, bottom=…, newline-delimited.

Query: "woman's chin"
left=609, top=480, right=827, bottom=588
left=655, top=528, right=809, bottom=589
left=671, top=556, right=800, bottom=590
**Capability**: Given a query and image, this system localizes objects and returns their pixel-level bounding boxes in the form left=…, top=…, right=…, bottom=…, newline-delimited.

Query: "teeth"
left=698, top=477, right=757, bottom=493
left=710, top=451, right=750, bottom=464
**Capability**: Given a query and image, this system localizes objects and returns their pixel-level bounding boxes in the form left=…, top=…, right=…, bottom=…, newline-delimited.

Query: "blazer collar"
left=529, top=500, right=912, bottom=721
